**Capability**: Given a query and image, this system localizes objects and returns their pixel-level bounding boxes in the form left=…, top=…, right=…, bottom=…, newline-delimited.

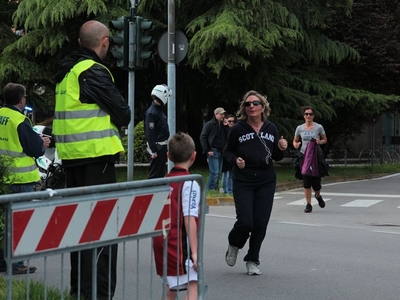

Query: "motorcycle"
left=32, top=125, right=65, bottom=190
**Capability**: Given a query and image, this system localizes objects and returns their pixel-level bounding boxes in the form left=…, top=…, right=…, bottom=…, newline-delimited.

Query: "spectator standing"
left=221, top=114, right=236, bottom=194
left=53, top=20, right=131, bottom=299
left=199, top=107, right=227, bottom=191
left=223, top=90, right=287, bottom=275
left=293, top=106, right=327, bottom=213
left=144, top=84, right=172, bottom=178
left=153, top=132, right=200, bottom=300
left=0, top=82, right=50, bottom=274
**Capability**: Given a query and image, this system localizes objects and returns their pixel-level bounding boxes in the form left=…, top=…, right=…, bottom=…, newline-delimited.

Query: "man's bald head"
left=78, top=20, right=110, bottom=59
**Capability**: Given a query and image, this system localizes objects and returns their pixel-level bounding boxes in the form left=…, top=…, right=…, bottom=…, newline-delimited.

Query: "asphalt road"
left=5, top=173, right=400, bottom=300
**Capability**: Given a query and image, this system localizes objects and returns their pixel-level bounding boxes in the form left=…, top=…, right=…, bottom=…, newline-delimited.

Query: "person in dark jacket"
left=223, top=90, right=287, bottom=276
left=221, top=114, right=236, bottom=193
left=144, top=84, right=172, bottom=178
left=53, top=20, right=131, bottom=300
left=293, top=106, right=327, bottom=213
left=199, top=107, right=227, bottom=191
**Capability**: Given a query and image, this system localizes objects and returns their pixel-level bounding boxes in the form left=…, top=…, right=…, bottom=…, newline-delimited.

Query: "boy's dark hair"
left=168, top=132, right=195, bottom=163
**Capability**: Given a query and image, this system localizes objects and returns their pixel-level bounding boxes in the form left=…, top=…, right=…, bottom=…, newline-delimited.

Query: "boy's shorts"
left=162, top=259, right=198, bottom=290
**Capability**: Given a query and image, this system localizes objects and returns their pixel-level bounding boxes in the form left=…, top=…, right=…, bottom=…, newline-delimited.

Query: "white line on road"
left=281, top=191, right=400, bottom=198
left=341, top=200, right=383, bottom=207
left=206, top=214, right=236, bottom=219
left=287, top=198, right=332, bottom=206
left=277, top=221, right=324, bottom=227
left=371, top=230, right=400, bottom=235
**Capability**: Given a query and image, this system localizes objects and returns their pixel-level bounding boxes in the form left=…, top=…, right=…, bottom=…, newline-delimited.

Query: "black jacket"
left=4, top=104, right=44, bottom=159
left=224, top=120, right=285, bottom=174
left=144, top=102, right=169, bottom=153
left=199, top=117, right=227, bottom=154
left=55, top=47, right=131, bottom=128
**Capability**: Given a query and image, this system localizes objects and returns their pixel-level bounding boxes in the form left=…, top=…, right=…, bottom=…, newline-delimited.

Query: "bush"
left=120, top=121, right=149, bottom=163
left=0, top=155, right=12, bottom=249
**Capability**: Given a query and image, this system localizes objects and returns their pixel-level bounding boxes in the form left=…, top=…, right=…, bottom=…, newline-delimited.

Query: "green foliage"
left=0, top=0, right=400, bottom=162
left=120, top=121, right=149, bottom=163
left=0, top=155, right=12, bottom=195
left=0, top=155, right=13, bottom=249
left=133, top=121, right=149, bottom=163
left=0, top=277, right=75, bottom=300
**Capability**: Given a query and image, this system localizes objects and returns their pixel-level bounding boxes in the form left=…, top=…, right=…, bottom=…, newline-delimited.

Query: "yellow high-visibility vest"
left=0, top=107, right=40, bottom=183
left=53, top=59, right=124, bottom=160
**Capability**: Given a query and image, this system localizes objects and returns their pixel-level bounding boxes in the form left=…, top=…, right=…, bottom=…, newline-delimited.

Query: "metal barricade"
left=0, top=175, right=206, bottom=300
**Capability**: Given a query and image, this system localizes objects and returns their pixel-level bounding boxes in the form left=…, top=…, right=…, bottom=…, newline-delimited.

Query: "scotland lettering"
left=238, top=132, right=274, bottom=143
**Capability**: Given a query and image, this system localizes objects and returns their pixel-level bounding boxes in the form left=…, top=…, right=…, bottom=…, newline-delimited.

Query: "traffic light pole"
left=127, top=5, right=137, bottom=181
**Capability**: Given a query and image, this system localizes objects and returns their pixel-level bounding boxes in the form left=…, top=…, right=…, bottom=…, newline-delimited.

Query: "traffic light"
left=109, top=17, right=129, bottom=68
left=135, top=16, right=154, bottom=68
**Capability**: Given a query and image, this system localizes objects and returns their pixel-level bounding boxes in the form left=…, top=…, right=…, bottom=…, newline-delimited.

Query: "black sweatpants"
left=65, top=162, right=118, bottom=299
left=228, top=169, right=276, bottom=264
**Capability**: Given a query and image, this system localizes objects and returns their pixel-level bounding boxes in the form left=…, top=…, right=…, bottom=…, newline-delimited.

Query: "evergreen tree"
left=0, top=0, right=399, bottom=158
left=0, top=0, right=130, bottom=111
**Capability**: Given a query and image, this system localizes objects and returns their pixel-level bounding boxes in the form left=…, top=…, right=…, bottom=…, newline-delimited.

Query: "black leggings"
left=228, top=169, right=276, bottom=263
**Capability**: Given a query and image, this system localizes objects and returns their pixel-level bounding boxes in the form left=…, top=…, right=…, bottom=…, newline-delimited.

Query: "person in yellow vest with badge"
left=53, top=20, right=131, bottom=300
left=0, top=82, right=50, bottom=274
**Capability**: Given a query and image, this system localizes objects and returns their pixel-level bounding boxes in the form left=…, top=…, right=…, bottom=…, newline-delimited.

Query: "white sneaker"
left=246, top=261, right=261, bottom=275
left=225, top=245, right=239, bottom=267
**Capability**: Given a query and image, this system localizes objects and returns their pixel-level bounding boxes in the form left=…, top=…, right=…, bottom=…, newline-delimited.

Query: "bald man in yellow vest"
left=54, top=20, right=131, bottom=299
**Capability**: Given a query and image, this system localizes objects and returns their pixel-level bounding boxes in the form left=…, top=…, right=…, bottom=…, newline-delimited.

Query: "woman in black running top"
left=223, top=90, right=287, bottom=276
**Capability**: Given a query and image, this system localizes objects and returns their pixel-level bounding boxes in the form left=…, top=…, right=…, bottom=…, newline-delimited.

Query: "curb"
left=205, top=175, right=386, bottom=206
left=206, top=181, right=303, bottom=206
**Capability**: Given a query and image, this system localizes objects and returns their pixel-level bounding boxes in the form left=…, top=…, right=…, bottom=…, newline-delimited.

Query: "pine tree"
left=0, top=0, right=399, bottom=157
left=0, top=0, right=130, bottom=111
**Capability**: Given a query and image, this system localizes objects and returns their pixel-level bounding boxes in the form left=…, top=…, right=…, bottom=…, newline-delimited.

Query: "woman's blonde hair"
left=236, top=90, right=271, bottom=122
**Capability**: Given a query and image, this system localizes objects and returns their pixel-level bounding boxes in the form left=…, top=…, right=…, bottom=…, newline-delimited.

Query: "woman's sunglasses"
left=244, top=100, right=261, bottom=107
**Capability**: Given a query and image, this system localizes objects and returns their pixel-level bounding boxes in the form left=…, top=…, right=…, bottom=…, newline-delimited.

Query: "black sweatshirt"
left=223, top=120, right=285, bottom=174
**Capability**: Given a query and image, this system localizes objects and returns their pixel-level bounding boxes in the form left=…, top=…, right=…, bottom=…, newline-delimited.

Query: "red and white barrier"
left=12, top=191, right=170, bottom=257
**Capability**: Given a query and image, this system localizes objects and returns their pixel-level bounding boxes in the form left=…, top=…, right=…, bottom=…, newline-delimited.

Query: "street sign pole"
left=167, top=0, right=176, bottom=173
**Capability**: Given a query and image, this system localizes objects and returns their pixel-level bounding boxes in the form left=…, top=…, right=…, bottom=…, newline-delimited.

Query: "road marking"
left=277, top=221, right=323, bottom=227
left=283, top=191, right=400, bottom=199
left=371, top=230, right=400, bottom=235
left=206, top=214, right=236, bottom=219
left=341, top=200, right=383, bottom=207
left=287, top=198, right=331, bottom=206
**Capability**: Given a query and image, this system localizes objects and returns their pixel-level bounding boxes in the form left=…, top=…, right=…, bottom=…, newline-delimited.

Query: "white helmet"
left=151, top=84, right=172, bottom=105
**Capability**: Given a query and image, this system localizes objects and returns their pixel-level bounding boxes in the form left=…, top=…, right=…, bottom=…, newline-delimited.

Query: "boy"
left=153, top=132, right=200, bottom=300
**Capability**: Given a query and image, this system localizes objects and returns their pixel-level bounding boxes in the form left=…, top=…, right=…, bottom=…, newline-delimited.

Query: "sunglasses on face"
left=244, top=100, right=262, bottom=107
left=304, top=113, right=314, bottom=116
left=228, top=120, right=235, bottom=123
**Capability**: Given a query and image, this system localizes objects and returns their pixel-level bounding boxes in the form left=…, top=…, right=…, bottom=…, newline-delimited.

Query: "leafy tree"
left=318, top=0, right=400, bottom=155
left=140, top=0, right=400, bottom=143
left=0, top=0, right=399, bottom=160
left=326, top=0, right=400, bottom=96
left=0, top=155, right=13, bottom=249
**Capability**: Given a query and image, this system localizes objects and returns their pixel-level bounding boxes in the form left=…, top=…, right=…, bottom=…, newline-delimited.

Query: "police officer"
left=144, top=84, right=172, bottom=178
